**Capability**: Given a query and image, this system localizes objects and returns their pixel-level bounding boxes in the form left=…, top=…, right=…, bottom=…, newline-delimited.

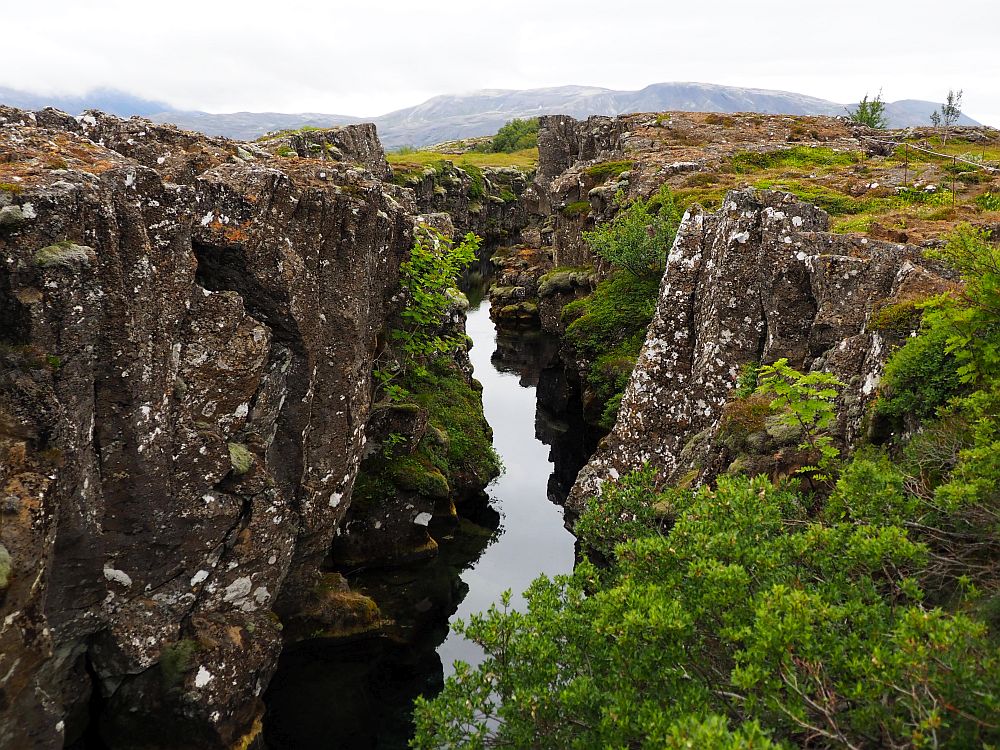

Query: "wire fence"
left=854, top=132, right=998, bottom=206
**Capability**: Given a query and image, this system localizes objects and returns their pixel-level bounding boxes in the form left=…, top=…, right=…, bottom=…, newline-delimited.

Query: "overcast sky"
left=6, top=0, right=999, bottom=124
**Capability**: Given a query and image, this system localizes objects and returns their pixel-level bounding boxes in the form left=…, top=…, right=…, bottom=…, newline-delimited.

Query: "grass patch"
left=387, top=148, right=538, bottom=171
left=0, top=182, right=23, bottom=194
left=583, top=160, right=634, bottom=183
left=563, top=272, right=661, bottom=428
left=562, top=200, right=591, bottom=218
left=729, top=146, right=859, bottom=174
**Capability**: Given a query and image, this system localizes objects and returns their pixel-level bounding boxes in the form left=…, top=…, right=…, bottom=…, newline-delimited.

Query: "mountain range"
left=0, top=82, right=982, bottom=148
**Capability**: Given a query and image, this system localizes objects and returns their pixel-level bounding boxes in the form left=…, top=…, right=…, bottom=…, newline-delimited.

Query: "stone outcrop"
left=391, top=160, right=531, bottom=245
left=0, top=107, right=413, bottom=748
left=568, top=188, right=953, bottom=510
left=258, top=122, right=393, bottom=181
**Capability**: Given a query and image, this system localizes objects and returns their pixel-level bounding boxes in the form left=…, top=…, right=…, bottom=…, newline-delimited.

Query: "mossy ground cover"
left=562, top=272, right=661, bottom=429
left=354, top=358, right=501, bottom=510
left=387, top=147, right=538, bottom=172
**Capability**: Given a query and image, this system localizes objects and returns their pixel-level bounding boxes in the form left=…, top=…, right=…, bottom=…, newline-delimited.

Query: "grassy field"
left=387, top=147, right=538, bottom=171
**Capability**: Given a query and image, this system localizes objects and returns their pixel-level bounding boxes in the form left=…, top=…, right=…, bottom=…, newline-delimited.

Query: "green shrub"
left=489, top=118, right=539, bottom=153
left=847, top=91, right=888, bottom=129
left=563, top=272, right=660, bottom=426
left=582, top=184, right=682, bottom=278
left=976, top=192, right=1000, bottom=211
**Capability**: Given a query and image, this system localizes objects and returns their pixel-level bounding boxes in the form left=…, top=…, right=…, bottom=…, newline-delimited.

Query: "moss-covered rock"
left=227, top=442, right=255, bottom=475
left=0, top=543, right=11, bottom=591
left=34, top=241, right=94, bottom=269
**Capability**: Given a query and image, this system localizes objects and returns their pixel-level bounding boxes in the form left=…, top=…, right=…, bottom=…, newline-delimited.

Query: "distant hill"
left=0, top=83, right=982, bottom=148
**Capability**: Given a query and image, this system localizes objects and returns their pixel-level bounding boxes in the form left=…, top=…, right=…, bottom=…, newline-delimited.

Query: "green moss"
left=563, top=272, right=661, bottom=427
left=0, top=182, right=22, bottom=194
left=0, top=543, right=10, bottom=591
left=583, top=160, right=634, bottom=183
left=35, top=241, right=92, bottom=268
left=869, top=299, right=925, bottom=333
left=159, top=639, right=199, bottom=689
left=357, top=358, right=501, bottom=505
left=464, top=163, right=486, bottom=200
left=227, top=442, right=254, bottom=475
left=729, top=146, right=859, bottom=174
left=562, top=200, right=591, bottom=218
left=274, top=145, right=296, bottom=158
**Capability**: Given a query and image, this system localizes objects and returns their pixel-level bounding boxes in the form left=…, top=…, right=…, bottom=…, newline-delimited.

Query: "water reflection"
left=263, top=269, right=587, bottom=749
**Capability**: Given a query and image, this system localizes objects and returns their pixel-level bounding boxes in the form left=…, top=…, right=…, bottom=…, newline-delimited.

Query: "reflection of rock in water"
left=537, top=364, right=599, bottom=508
left=492, top=328, right=560, bottom=387
left=264, top=636, right=442, bottom=750
left=460, top=250, right=496, bottom=310
left=263, top=496, right=500, bottom=750
left=492, top=327, right=600, bottom=508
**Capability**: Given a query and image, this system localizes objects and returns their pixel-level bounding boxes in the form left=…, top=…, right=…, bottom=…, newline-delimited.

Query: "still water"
left=263, top=290, right=581, bottom=748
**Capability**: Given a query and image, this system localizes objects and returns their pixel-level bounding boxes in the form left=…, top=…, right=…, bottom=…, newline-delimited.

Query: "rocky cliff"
left=0, top=107, right=415, bottom=748
left=568, top=188, right=953, bottom=510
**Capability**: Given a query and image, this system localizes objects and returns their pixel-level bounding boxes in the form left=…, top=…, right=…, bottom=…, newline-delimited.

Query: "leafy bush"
left=976, top=192, right=1000, bottom=211
left=755, top=358, right=843, bottom=482
left=413, top=472, right=1000, bottom=749
left=582, top=184, right=682, bottom=278
left=488, top=118, right=539, bottom=153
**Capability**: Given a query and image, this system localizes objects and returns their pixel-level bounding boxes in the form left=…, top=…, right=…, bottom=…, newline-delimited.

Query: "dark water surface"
left=263, top=285, right=583, bottom=748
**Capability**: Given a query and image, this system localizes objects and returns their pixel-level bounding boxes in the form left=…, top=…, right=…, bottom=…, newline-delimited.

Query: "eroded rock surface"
left=568, top=188, right=952, bottom=510
left=0, top=107, right=412, bottom=749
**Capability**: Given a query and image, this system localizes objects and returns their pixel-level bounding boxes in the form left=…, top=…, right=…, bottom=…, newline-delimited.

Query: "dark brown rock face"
left=0, top=108, right=412, bottom=749
left=568, top=188, right=951, bottom=510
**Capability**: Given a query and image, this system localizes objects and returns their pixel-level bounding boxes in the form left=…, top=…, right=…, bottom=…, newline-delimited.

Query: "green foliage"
left=847, top=91, right=888, bottom=129
left=0, top=182, right=23, bottom=194
left=976, top=192, right=1000, bottom=211
left=573, top=466, right=665, bottom=557
left=463, top=163, right=485, bottom=200
left=389, top=227, right=479, bottom=369
left=582, top=184, right=682, bottom=278
left=274, top=145, right=296, bottom=157
left=561, top=200, right=591, bottom=218
left=413, top=472, right=1000, bottom=750
left=563, top=272, right=660, bottom=428
left=227, top=442, right=254, bottom=476
left=735, top=361, right=762, bottom=399
left=488, top=118, right=539, bottom=153
left=729, top=147, right=859, bottom=174
left=414, top=224, right=1000, bottom=750
left=159, top=640, right=200, bottom=690
left=876, top=323, right=962, bottom=421
left=755, top=358, right=843, bottom=482
left=583, top=160, right=634, bottom=183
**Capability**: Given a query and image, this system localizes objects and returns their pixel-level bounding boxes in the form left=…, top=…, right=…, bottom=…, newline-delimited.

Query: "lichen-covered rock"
left=568, top=188, right=953, bottom=511
left=258, top=122, right=392, bottom=180
left=0, top=108, right=412, bottom=749
left=392, top=159, right=530, bottom=244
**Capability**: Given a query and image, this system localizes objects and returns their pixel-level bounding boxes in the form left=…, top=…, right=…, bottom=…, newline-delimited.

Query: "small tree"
left=847, top=91, right=888, bottom=129
left=582, top=184, right=682, bottom=278
left=755, top=358, right=844, bottom=483
left=375, top=227, right=479, bottom=397
left=930, top=89, right=963, bottom=146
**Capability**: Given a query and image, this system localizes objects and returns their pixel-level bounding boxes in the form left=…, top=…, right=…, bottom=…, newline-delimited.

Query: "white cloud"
left=4, top=0, right=998, bottom=123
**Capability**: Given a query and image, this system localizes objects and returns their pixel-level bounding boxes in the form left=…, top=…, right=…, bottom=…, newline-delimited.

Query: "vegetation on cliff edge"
left=412, top=225, right=1000, bottom=748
